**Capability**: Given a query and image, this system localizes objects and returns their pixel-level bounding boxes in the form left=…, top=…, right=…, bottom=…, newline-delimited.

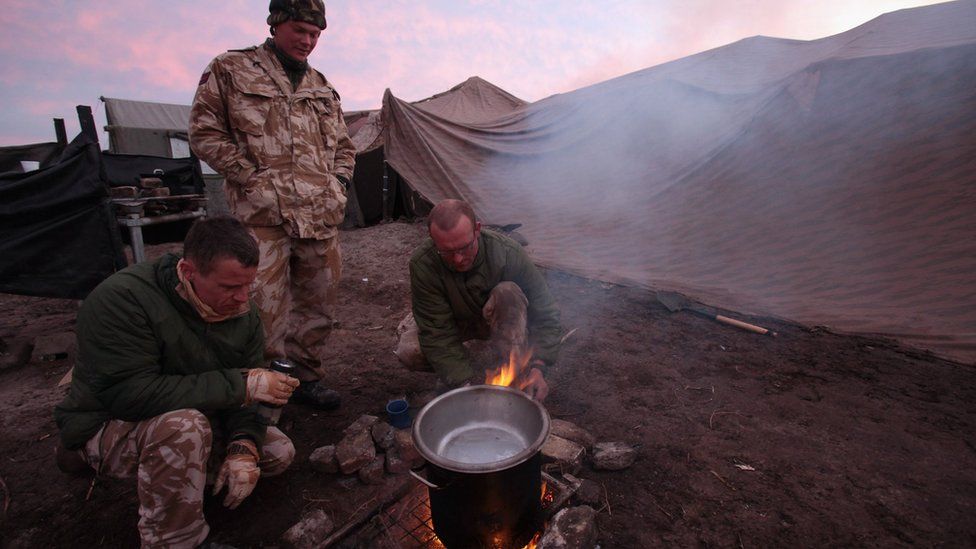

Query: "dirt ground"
left=1, top=220, right=974, bottom=548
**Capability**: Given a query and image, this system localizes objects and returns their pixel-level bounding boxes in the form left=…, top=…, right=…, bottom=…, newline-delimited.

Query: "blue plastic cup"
left=386, top=398, right=411, bottom=429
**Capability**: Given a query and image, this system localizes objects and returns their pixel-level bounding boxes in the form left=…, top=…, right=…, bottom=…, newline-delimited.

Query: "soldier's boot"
left=55, top=444, right=93, bottom=476
left=292, top=381, right=341, bottom=410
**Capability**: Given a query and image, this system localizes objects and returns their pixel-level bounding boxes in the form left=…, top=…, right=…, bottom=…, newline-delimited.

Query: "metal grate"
left=343, top=473, right=572, bottom=548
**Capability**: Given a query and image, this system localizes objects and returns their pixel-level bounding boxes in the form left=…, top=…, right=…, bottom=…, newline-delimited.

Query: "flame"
left=485, top=346, right=534, bottom=389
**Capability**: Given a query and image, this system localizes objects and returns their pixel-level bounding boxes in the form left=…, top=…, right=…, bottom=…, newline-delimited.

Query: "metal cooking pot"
left=412, top=385, right=550, bottom=548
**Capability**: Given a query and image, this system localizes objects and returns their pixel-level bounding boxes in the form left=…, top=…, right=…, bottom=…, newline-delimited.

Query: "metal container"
left=256, top=359, right=295, bottom=426
left=412, top=385, right=550, bottom=548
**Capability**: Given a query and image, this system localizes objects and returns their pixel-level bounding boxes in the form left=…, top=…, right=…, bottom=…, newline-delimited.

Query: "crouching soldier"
left=55, top=216, right=299, bottom=548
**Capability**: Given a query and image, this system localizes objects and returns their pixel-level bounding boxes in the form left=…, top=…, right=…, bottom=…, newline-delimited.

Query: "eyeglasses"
left=436, top=234, right=477, bottom=258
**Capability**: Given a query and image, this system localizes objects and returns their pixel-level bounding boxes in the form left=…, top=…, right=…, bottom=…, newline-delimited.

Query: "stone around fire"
left=550, top=419, right=596, bottom=450
left=309, top=445, right=339, bottom=474
left=343, top=414, right=380, bottom=437
left=358, top=455, right=386, bottom=485
left=542, top=434, right=585, bottom=475
left=336, top=429, right=376, bottom=474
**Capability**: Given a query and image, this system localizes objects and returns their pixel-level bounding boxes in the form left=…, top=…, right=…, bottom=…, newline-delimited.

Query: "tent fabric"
left=102, top=97, right=192, bottom=155
left=0, top=135, right=127, bottom=299
left=380, top=1, right=976, bottom=364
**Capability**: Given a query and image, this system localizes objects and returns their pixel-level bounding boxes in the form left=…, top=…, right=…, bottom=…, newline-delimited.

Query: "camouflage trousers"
left=395, top=281, right=529, bottom=372
left=250, top=226, right=341, bottom=381
left=80, top=409, right=295, bottom=549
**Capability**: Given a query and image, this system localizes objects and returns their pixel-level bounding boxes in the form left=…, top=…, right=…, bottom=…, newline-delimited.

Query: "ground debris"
left=590, top=442, right=637, bottom=471
left=281, top=508, right=334, bottom=549
left=538, top=505, right=598, bottom=549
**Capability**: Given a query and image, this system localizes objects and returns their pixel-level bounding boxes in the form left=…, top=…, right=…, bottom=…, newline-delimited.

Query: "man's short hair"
left=428, top=199, right=477, bottom=232
left=183, top=216, right=259, bottom=274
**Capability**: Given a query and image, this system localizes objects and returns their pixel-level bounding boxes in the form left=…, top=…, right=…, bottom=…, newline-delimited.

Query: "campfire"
left=347, top=472, right=569, bottom=548
left=485, top=346, right=535, bottom=389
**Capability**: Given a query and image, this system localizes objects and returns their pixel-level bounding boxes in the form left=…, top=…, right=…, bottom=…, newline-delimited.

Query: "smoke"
left=467, top=3, right=976, bottom=363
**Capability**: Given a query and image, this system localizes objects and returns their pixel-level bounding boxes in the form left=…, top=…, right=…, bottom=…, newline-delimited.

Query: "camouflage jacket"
left=409, top=230, right=563, bottom=384
left=189, top=42, right=356, bottom=239
left=54, top=254, right=266, bottom=450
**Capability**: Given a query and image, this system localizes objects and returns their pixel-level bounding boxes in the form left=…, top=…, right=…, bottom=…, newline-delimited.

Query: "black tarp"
left=0, top=142, right=64, bottom=174
left=0, top=135, right=127, bottom=299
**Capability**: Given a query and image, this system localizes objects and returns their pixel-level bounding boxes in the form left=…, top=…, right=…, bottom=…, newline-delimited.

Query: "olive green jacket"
left=409, top=230, right=562, bottom=383
left=55, top=254, right=265, bottom=450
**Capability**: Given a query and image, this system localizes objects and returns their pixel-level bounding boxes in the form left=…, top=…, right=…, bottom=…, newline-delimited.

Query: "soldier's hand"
left=245, top=368, right=300, bottom=406
left=522, top=366, right=549, bottom=402
left=213, top=439, right=260, bottom=510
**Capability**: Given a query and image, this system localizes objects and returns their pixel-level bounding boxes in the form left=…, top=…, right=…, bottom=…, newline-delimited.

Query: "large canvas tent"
left=379, top=1, right=976, bottom=364
left=344, top=76, right=527, bottom=226
left=102, top=97, right=194, bottom=157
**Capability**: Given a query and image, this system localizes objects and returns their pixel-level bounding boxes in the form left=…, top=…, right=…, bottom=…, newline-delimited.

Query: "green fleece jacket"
left=55, top=253, right=265, bottom=450
left=409, top=229, right=562, bottom=384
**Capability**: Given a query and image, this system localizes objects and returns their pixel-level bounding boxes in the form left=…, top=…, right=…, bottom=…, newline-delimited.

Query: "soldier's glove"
left=213, top=439, right=260, bottom=509
left=244, top=368, right=299, bottom=406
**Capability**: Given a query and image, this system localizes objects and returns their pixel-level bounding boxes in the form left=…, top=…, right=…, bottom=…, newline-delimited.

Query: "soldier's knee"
left=261, top=430, right=295, bottom=477
left=147, top=409, right=213, bottom=460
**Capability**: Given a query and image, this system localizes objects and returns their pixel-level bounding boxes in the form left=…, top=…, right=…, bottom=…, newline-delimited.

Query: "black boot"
left=292, top=381, right=341, bottom=410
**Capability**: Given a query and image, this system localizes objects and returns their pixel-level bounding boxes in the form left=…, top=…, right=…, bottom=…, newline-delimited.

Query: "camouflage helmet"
left=267, top=0, right=327, bottom=30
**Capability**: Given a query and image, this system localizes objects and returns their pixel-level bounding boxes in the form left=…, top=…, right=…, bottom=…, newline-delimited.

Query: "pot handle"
left=408, top=468, right=441, bottom=490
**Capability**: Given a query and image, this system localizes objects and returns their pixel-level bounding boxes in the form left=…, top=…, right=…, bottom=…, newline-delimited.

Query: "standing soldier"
left=189, top=0, right=355, bottom=409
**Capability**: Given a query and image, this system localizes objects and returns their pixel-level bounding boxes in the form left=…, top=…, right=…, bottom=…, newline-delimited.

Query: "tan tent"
left=379, top=1, right=976, bottom=364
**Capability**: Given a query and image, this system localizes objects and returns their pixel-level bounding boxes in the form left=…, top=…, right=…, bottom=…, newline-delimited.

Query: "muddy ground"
left=1, top=220, right=974, bottom=547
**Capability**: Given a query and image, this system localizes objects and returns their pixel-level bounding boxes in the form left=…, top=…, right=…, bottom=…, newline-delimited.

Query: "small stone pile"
left=542, top=418, right=637, bottom=475
left=307, top=414, right=423, bottom=485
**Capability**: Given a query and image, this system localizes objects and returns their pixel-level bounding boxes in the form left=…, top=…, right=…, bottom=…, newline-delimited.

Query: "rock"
left=343, top=414, right=380, bottom=437
left=575, top=479, right=602, bottom=506
left=385, top=449, right=413, bottom=474
left=591, top=442, right=637, bottom=471
left=550, top=419, right=596, bottom=450
left=541, top=434, right=584, bottom=475
left=358, top=455, right=386, bottom=485
left=393, top=429, right=425, bottom=468
left=371, top=422, right=395, bottom=450
left=309, top=445, right=338, bottom=474
left=538, top=505, right=598, bottom=549
left=281, top=509, right=334, bottom=549
left=30, top=332, right=75, bottom=363
left=335, top=429, right=376, bottom=474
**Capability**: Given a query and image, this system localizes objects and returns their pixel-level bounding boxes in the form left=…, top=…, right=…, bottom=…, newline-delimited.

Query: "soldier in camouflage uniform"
left=55, top=217, right=299, bottom=548
left=189, top=0, right=355, bottom=409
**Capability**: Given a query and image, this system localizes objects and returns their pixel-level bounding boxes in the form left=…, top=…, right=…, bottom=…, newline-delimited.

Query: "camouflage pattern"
left=267, top=0, right=327, bottom=29
left=189, top=40, right=355, bottom=240
left=396, top=282, right=530, bottom=373
left=81, top=409, right=294, bottom=548
left=250, top=225, right=341, bottom=381
left=190, top=38, right=354, bottom=382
